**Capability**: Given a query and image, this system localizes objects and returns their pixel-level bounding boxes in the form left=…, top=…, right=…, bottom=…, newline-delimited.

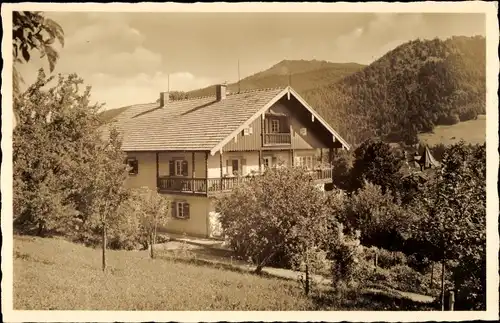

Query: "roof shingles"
left=105, top=87, right=285, bottom=151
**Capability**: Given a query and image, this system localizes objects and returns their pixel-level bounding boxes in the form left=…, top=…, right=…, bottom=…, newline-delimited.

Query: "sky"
left=17, top=12, right=486, bottom=110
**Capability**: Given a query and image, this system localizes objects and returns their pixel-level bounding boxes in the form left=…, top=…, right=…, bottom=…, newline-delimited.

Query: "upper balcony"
left=157, top=167, right=334, bottom=197
left=263, top=133, right=291, bottom=146
left=262, top=113, right=291, bottom=147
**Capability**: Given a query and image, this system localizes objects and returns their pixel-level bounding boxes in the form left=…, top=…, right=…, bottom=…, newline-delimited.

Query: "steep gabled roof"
left=418, top=146, right=441, bottom=169
left=102, top=86, right=350, bottom=153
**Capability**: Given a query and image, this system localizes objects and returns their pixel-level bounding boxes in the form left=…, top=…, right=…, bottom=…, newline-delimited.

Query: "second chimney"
left=160, top=91, right=169, bottom=107
left=216, top=84, right=227, bottom=101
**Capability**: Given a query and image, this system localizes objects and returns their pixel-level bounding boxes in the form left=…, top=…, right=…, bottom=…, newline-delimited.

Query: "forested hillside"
left=303, top=36, right=486, bottom=145
left=185, top=60, right=365, bottom=98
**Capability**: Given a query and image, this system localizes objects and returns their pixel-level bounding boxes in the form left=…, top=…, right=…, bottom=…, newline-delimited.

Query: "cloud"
left=87, top=72, right=216, bottom=110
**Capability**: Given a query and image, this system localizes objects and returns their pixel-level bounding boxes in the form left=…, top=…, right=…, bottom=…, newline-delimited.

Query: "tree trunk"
left=255, top=265, right=263, bottom=275
left=37, top=220, right=46, bottom=237
left=149, top=232, right=154, bottom=259
left=430, top=262, right=434, bottom=290
left=305, top=263, right=310, bottom=295
left=102, top=223, right=107, bottom=272
left=440, top=260, right=446, bottom=311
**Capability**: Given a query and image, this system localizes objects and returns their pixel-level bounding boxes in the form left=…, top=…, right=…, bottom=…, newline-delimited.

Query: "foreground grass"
left=13, top=235, right=314, bottom=310
left=13, top=235, right=437, bottom=311
left=418, top=114, right=486, bottom=146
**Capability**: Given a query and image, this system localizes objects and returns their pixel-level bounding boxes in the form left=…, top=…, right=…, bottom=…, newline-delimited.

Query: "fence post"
left=430, top=262, right=434, bottom=290
left=448, top=290, right=455, bottom=311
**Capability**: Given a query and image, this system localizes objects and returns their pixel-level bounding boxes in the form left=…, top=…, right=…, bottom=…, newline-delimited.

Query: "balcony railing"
left=157, top=167, right=334, bottom=195
left=263, top=132, right=291, bottom=146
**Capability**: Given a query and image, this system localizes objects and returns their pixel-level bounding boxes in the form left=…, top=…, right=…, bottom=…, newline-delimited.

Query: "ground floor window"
left=295, top=156, right=314, bottom=169
left=126, top=157, right=138, bottom=175
left=171, top=200, right=190, bottom=219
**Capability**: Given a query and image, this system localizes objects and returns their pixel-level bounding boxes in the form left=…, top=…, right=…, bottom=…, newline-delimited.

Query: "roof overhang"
left=209, top=86, right=350, bottom=156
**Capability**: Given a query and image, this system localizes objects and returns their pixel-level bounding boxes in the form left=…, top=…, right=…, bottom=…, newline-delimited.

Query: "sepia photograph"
left=1, top=2, right=498, bottom=322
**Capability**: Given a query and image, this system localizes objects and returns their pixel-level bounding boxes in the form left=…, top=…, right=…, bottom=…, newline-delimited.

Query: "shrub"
left=376, top=249, right=408, bottom=269
left=327, top=223, right=364, bottom=289
left=215, top=166, right=331, bottom=283
left=350, top=139, right=404, bottom=194
left=437, top=113, right=460, bottom=125
left=342, top=181, right=414, bottom=251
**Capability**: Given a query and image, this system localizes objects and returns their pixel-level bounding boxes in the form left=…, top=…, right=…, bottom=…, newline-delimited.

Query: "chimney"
left=160, top=91, right=169, bottom=107
left=216, top=84, right=227, bottom=101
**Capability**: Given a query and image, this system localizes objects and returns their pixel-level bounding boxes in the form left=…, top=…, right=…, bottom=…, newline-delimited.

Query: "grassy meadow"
left=13, top=235, right=316, bottom=311
left=13, top=235, right=437, bottom=311
left=418, top=115, right=486, bottom=146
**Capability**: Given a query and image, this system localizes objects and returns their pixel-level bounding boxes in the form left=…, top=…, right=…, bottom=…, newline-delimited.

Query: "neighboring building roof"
left=418, top=146, right=441, bottom=169
left=102, top=86, right=350, bottom=153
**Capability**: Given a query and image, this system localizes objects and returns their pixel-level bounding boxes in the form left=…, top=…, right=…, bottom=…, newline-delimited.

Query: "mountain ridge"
left=302, top=35, right=486, bottom=145
left=101, top=36, right=486, bottom=148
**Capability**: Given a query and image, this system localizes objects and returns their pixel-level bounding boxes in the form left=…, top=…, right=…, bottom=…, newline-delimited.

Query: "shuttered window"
left=126, top=158, right=138, bottom=175
left=169, top=159, right=189, bottom=176
left=171, top=200, right=190, bottom=219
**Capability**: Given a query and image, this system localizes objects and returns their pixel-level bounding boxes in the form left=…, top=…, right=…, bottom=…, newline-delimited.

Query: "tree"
left=13, top=70, right=133, bottom=271
left=411, top=141, right=486, bottom=310
left=330, top=148, right=354, bottom=191
left=341, top=180, right=413, bottom=252
left=350, top=139, right=404, bottom=194
left=13, top=70, right=103, bottom=236
left=215, top=166, right=331, bottom=294
left=155, top=91, right=189, bottom=102
left=132, top=187, right=171, bottom=258
left=12, top=11, right=64, bottom=130
left=13, top=11, right=64, bottom=97
left=83, top=127, right=130, bottom=271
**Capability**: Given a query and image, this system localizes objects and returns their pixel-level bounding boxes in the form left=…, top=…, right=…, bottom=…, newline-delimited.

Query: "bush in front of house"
left=215, top=166, right=334, bottom=294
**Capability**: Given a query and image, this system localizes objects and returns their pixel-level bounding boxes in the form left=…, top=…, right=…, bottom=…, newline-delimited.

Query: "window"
left=271, top=119, right=280, bottom=133
left=126, top=158, right=138, bottom=175
left=295, top=156, right=313, bottom=169
left=262, top=156, right=276, bottom=169
left=175, top=160, right=183, bottom=176
left=243, top=127, right=253, bottom=136
left=169, top=159, right=188, bottom=177
left=172, top=201, right=190, bottom=219
left=232, top=159, right=239, bottom=174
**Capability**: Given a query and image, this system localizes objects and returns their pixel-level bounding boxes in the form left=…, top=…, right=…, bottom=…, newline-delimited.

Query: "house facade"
left=105, top=84, right=350, bottom=238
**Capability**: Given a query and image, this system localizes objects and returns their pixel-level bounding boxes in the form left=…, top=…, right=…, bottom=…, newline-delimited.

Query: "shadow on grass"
left=157, top=250, right=292, bottom=283
left=311, top=288, right=439, bottom=311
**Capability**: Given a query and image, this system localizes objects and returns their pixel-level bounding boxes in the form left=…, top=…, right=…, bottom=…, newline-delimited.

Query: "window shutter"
left=182, top=160, right=189, bottom=176
left=241, top=159, right=247, bottom=175
left=169, top=160, right=175, bottom=176
left=272, top=156, right=277, bottom=167
left=226, top=159, right=232, bottom=175
left=183, top=203, right=190, bottom=219
left=171, top=201, right=177, bottom=218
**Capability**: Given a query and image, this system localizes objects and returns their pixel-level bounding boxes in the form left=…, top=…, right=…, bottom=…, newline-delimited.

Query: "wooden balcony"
left=263, top=133, right=291, bottom=146
left=157, top=167, right=334, bottom=196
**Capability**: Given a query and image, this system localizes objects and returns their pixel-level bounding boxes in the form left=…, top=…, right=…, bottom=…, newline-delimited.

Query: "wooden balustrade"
left=263, top=133, right=291, bottom=145
left=157, top=167, right=333, bottom=195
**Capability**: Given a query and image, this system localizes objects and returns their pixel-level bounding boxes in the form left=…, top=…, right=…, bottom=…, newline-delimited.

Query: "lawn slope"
left=418, top=114, right=486, bottom=146
left=13, top=235, right=314, bottom=310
